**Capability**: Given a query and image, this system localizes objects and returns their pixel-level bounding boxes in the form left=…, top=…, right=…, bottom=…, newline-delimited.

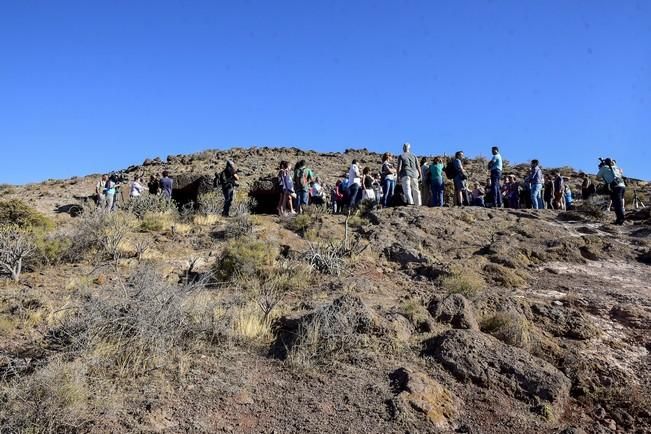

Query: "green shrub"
left=125, top=195, right=177, bottom=219
left=33, top=230, right=73, bottom=267
left=214, top=237, right=277, bottom=281
left=0, top=199, right=54, bottom=230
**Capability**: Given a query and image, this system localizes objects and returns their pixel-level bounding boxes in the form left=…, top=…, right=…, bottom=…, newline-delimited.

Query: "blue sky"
left=1, top=0, right=649, bottom=184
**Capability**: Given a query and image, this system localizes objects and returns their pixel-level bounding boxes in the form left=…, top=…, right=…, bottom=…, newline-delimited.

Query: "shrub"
left=0, top=224, right=36, bottom=282
left=287, top=295, right=380, bottom=367
left=67, top=209, right=136, bottom=262
left=438, top=271, right=485, bottom=299
left=140, top=211, right=176, bottom=232
left=482, top=263, right=527, bottom=288
left=214, top=237, right=277, bottom=281
left=197, top=191, right=224, bottom=215
left=33, top=230, right=73, bottom=267
left=0, top=199, right=53, bottom=230
left=480, top=311, right=532, bottom=350
left=224, top=204, right=253, bottom=239
left=125, top=194, right=177, bottom=219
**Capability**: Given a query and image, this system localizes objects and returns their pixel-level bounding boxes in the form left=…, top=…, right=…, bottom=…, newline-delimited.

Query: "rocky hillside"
left=0, top=147, right=649, bottom=433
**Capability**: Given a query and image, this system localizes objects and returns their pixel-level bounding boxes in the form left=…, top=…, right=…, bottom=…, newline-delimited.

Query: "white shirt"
left=130, top=181, right=144, bottom=197
left=348, top=164, right=361, bottom=186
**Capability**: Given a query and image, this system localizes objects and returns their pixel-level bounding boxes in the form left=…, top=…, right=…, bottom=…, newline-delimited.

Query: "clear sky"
left=1, top=0, right=649, bottom=184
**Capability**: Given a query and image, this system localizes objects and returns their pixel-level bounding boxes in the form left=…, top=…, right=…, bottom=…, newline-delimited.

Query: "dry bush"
left=65, top=207, right=135, bottom=262
left=125, top=194, right=177, bottom=219
left=214, top=237, right=278, bottom=282
left=224, top=203, right=253, bottom=239
left=286, top=213, right=314, bottom=233
left=304, top=229, right=366, bottom=276
left=0, top=358, right=93, bottom=432
left=398, top=299, right=431, bottom=330
left=438, top=270, right=485, bottom=299
left=287, top=295, right=381, bottom=367
left=0, top=224, right=36, bottom=282
left=48, top=267, right=215, bottom=377
left=480, top=311, right=532, bottom=350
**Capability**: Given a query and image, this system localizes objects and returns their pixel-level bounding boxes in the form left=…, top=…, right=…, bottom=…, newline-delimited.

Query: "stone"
left=389, top=368, right=457, bottom=428
left=383, top=243, right=427, bottom=267
left=428, top=294, right=479, bottom=330
left=425, top=329, right=571, bottom=410
left=531, top=303, right=598, bottom=340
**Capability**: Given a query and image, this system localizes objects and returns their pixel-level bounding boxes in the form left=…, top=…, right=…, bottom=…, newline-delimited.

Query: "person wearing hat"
left=597, top=158, right=626, bottom=225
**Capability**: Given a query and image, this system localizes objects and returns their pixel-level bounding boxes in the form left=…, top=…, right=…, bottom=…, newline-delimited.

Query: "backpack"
left=607, top=167, right=624, bottom=192
left=294, top=167, right=309, bottom=189
left=444, top=161, right=457, bottom=179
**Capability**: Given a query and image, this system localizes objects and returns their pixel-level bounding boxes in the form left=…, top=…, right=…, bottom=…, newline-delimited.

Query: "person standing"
left=397, top=143, right=422, bottom=206
left=160, top=171, right=173, bottom=200
left=292, top=160, right=314, bottom=214
left=104, top=175, right=118, bottom=212
left=552, top=172, right=565, bottom=210
left=452, top=151, right=469, bottom=206
left=96, top=175, right=108, bottom=207
left=276, top=161, right=296, bottom=216
left=597, top=158, right=626, bottom=225
left=217, top=160, right=239, bottom=217
left=488, top=146, right=503, bottom=208
left=130, top=176, right=145, bottom=198
left=148, top=175, right=160, bottom=195
left=380, top=153, right=397, bottom=207
left=347, top=159, right=362, bottom=210
left=526, top=160, right=544, bottom=209
left=429, top=157, right=445, bottom=207
left=420, top=157, right=431, bottom=207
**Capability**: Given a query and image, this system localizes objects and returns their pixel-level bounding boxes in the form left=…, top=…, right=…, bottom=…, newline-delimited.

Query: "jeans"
left=530, top=184, right=544, bottom=209
left=611, top=186, right=625, bottom=223
left=430, top=177, right=444, bottom=207
left=295, top=189, right=309, bottom=210
left=491, top=169, right=502, bottom=207
left=382, top=178, right=395, bottom=207
left=222, top=186, right=234, bottom=216
left=347, top=183, right=360, bottom=208
left=401, top=176, right=421, bottom=206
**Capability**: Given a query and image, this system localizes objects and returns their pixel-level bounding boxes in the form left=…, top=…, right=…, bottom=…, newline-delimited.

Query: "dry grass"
left=439, top=270, right=485, bottom=299
left=193, top=214, right=220, bottom=226
left=214, top=237, right=278, bottom=281
left=140, top=211, right=177, bottom=232
left=483, top=263, right=527, bottom=288
left=480, top=311, right=532, bottom=350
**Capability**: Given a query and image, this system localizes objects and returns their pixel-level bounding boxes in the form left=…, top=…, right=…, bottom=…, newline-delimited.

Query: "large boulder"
left=248, top=175, right=281, bottom=214
left=171, top=174, right=214, bottom=206
left=428, top=294, right=479, bottom=330
left=425, top=329, right=571, bottom=410
left=383, top=243, right=427, bottom=267
left=531, top=303, right=598, bottom=340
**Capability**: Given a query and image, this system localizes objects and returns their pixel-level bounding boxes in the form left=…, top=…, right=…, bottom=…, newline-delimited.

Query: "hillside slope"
left=0, top=147, right=650, bottom=433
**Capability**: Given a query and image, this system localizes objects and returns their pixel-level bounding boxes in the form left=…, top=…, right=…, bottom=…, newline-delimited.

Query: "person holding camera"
left=597, top=158, right=626, bottom=225
left=216, top=159, right=240, bottom=217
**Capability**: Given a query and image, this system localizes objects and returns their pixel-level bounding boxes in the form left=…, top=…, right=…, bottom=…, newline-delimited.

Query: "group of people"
left=96, top=171, right=174, bottom=211
left=273, top=144, right=629, bottom=225
left=95, top=145, right=631, bottom=226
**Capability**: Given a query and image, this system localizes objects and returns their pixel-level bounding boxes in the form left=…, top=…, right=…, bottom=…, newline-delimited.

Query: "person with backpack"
left=159, top=171, right=173, bottom=200
left=397, top=143, right=422, bottom=206
left=597, top=158, right=626, bottom=225
left=276, top=161, right=296, bottom=216
left=347, top=159, right=362, bottom=211
left=380, top=152, right=397, bottom=207
left=293, top=160, right=314, bottom=214
left=488, top=146, right=503, bottom=208
left=526, top=160, right=545, bottom=209
left=449, top=151, right=468, bottom=206
left=216, top=160, right=239, bottom=217
left=429, top=157, right=445, bottom=207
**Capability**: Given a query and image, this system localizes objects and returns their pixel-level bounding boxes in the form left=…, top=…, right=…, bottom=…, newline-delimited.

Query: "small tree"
left=0, top=225, right=35, bottom=282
